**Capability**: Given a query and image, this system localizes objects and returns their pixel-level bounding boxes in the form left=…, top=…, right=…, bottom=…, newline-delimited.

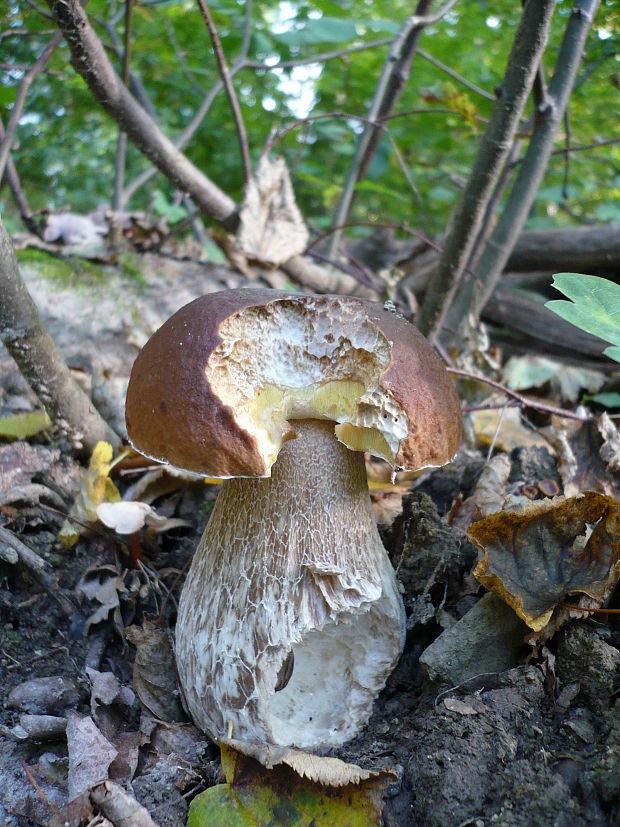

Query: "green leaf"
left=0, top=410, right=51, bottom=440
left=187, top=742, right=393, bottom=827
left=545, top=273, right=620, bottom=362
left=152, top=189, right=188, bottom=224
left=586, top=392, right=620, bottom=409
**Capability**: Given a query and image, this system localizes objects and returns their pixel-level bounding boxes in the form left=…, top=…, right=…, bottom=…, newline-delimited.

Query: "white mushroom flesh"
left=205, top=297, right=409, bottom=469
left=175, top=419, right=405, bottom=748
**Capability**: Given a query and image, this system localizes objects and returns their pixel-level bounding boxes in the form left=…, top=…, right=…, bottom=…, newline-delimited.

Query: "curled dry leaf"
left=470, top=407, right=551, bottom=452
left=187, top=739, right=396, bottom=827
left=235, top=155, right=309, bottom=266
left=469, top=492, right=620, bottom=632
left=59, top=441, right=121, bottom=548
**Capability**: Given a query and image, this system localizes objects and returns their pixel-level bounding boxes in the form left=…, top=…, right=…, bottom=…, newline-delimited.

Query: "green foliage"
left=1, top=0, right=618, bottom=236
left=546, top=273, right=620, bottom=363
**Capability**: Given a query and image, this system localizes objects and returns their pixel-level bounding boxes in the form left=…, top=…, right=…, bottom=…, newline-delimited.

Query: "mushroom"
left=125, top=289, right=461, bottom=748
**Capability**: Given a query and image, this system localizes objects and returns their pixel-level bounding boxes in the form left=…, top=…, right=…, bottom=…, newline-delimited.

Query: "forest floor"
left=0, top=250, right=618, bottom=826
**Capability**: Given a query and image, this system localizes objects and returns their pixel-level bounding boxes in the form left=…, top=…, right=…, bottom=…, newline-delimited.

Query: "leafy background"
left=2, top=0, right=619, bottom=234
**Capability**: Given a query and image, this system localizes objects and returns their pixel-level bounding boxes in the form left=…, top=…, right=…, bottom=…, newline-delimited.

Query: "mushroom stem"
left=175, top=419, right=405, bottom=748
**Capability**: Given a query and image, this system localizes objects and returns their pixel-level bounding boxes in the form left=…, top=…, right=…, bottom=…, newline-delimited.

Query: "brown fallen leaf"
left=66, top=711, right=118, bottom=800
left=126, top=621, right=186, bottom=723
left=551, top=413, right=620, bottom=498
left=469, top=492, right=620, bottom=632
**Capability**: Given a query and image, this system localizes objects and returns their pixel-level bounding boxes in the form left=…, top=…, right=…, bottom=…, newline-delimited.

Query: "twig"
left=0, top=217, right=121, bottom=453
left=20, top=760, right=57, bottom=816
left=112, top=0, right=134, bottom=210
left=0, top=31, right=62, bottom=182
left=242, top=38, right=393, bottom=71
left=417, top=47, right=496, bottom=102
left=48, top=0, right=237, bottom=228
left=328, top=0, right=436, bottom=258
left=0, top=116, right=39, bottom=235
left=196, top=0, right=252, bottom=184
left=121, top=0, right=253, bottom=207
left=0, top=526, right=76, bottom=617
left=464, top=0, right=601, bottom=329
left=415, top=0, right=556, bottom=341
left=447, top=366, right=592, bottom=421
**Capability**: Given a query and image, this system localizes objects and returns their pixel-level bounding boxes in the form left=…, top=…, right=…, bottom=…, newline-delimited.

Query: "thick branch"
left=0, top=31, right=62, bottom=182
left=415, top=0, right=555, bottom=340
left=467, top=0, right=601, bottom=324
left=196, top=0, right=252, bottom=183
left=48, top=0, right=237, bottom=228
left=0, top=217, right=120, bottom=453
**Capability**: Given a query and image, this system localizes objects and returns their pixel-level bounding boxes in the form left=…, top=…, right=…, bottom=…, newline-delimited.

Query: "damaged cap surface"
left=126, top=288, right=461, bottom=477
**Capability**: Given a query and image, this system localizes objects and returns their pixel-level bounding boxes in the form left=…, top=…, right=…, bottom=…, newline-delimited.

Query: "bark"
left=48, top=0, right=237, bottom=229
left=415, top=0, right=555, bottom=340
left=0, top=118, right=39, bottom=236
left=507, top=224, right=620, bottom=274
left=465, top=0, right=601, bottom=327
left=0, top=217, right=120, bottom=454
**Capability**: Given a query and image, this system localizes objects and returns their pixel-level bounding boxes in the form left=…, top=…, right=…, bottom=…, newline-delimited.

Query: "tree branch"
left=415, top=0, right=555, bottom=341
left=0, top=31, right=62, bottom=183
left=47, top=0, right=237, bottom=228
left=112, top=0, right=134, bottom=210
left=465, top=0, right=600, bottom=326
left=0, top=217, right=120, bottom=453
left=0, top=116, right=39, bottom=236
left=327, top=0, right=436, bottom=258
left=196, top=0, right=252, bottom=184
left=417, top=47, right=495, bottom=102
left=120, top=0, right=253, bottom=207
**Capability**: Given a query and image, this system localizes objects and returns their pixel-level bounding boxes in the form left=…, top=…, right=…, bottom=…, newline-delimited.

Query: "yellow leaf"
left=187, top=740, right=395, bottom=827
left=59, top=441, right=121, bottom=548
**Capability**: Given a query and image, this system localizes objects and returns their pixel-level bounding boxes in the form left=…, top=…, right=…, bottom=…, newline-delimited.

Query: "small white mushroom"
left=126, top=289, right=462, bottom=748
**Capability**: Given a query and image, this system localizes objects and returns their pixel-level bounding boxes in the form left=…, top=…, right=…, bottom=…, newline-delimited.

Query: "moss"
left=118, top=252, right=148, bottom=289
left=15, top=248, right=106, bottom=288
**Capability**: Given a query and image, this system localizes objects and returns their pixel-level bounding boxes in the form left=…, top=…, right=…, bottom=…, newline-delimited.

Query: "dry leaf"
left=443, top=698, right=479, bottom=715
left=60, top=441, right=121, bottom=548
left=551, top=414, right=620, bottom=498
left=235, top=156, right=309, bottom=265
left=469, top=492, right=620, bottom=631
left=470, top=407, right=550, bottom=452
left=66, top=711, right=118, bottom=800
left=126, top=621, right=186, bottom=723
left=187, top=739, right=396, bottom=827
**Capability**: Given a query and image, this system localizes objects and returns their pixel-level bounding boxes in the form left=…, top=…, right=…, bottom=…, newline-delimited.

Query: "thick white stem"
left=175, top=419, right=405, bottom=747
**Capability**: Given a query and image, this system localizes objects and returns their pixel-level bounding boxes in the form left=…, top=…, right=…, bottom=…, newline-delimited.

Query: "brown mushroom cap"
left=125, top=288, right=461, bottom=477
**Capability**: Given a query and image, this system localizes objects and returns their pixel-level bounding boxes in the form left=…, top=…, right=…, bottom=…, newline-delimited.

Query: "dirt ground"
left=0, top=254, right=618, bottom=826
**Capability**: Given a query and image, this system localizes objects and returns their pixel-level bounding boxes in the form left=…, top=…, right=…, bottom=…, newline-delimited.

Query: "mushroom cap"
left=125, top=288, right=461, bottom=477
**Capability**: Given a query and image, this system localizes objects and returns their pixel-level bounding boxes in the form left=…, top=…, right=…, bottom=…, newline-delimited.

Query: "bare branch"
left=196, top=0, right=252, bottom=183
left=112, top=0, right=134, bottom=210
left=0, top=116, right=39, bottom=236
left=243, top=37, right=392, bottom=71
left=446, top=367, right=592, bottom=422
left=47, top=0, right=237, bottom=227
left=466, top=0, right=600, bottom=325
left=0, top=217, right=120, bottom=453
left=415, top=0, right=555, bottom=341
left=0, top=31, right=62, bottom=183
left=328, top=0, right=435, bottom=258
left=121, top=0, right=253, bottom=206
left=417, top=48, right=495, bottom=102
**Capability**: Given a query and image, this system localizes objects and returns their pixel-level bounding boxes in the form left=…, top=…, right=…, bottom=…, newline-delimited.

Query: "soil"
left=0, top=254, right=618, bottom=826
